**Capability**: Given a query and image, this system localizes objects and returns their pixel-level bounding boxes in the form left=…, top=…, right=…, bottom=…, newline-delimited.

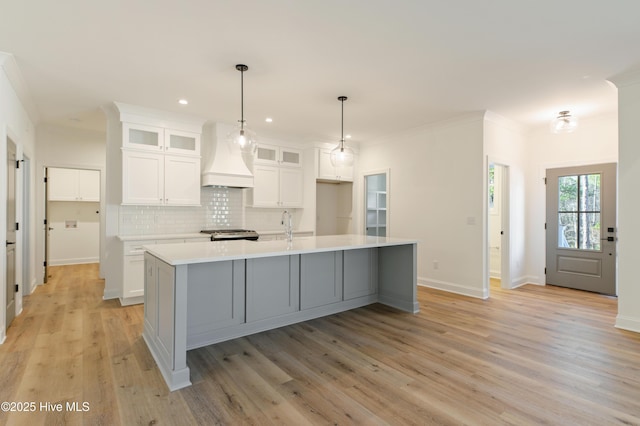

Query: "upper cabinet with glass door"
left=254, top=143, right=302, bottom=167
left=123, top=123, right=200, bottom=156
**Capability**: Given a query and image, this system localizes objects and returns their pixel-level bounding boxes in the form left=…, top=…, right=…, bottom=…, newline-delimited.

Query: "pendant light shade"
left=330, top=96, right=354, bottom=167
left=227, top=64, right=257, bottom=154
left=550, top=110, right=578, bottom=134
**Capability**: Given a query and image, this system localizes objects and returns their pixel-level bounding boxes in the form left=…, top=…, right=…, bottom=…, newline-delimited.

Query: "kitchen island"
left=142, top=234, right=418, bottom=391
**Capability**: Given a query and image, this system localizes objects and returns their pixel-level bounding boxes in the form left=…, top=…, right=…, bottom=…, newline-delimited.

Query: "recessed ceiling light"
left=345, top=134, right=352, bottom=139
left=178, top=99, right=188, bottom=105
left=265, top=117, right=273, bottom=123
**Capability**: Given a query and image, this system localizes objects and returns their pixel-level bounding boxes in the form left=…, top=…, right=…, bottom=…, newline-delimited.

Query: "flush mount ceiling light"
left=330, top=96, right=354, bottom=167
left=550, top=110, right=578, bottom=134
left=227, top=64, right=257, bottom=154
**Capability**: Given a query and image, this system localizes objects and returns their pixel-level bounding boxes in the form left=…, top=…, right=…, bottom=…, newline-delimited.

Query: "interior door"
left=546, top=163, right=617, bottom=295
left=364, top=172, right=388, bottom=237
left=6, top=139, right=17, bottom=327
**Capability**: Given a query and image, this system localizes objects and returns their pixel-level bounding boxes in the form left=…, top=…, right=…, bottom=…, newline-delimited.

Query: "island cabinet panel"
left=246, top=255, right=300, bottom=322
left=343, top=248, right=379, bottom=300
left=144, top=254, right=159, bottom=337
left=187, top=261, right=245, bottom=336
left=156, top=258, right=176, bottom=370
left=300, top=251, right=343, bottom=309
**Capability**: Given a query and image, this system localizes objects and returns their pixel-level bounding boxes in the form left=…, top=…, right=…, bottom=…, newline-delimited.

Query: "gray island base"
left=142, top=235, right=419, bottom=391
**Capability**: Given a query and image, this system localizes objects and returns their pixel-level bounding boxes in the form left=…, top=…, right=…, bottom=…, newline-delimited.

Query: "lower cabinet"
left=300, top=251, right=343, bottom=309
left=187, top=261, right=245, bottom=333
left=121, top=236, right=210, bottom=305
left=144, top=253, right=176, bottom=370
left=246, top=255, right=300, bottom=322
left=343, top=248, right=378, bottom=300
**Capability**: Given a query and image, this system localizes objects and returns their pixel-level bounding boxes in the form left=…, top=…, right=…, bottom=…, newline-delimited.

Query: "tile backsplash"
left=119, top=187, right=301, bottom=235
left=119, top=187, right=243, bottom=235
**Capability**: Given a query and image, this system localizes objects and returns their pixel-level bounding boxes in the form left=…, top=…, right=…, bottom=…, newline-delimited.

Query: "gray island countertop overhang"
left=143, top=234, right=419, bottom=265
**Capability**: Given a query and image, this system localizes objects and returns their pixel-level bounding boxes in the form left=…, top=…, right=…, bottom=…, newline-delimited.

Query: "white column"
left=610, top=69, right=640, bottom=332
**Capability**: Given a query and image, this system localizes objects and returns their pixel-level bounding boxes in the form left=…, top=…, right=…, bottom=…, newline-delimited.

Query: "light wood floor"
left=2, top=265, right=640, bottom=425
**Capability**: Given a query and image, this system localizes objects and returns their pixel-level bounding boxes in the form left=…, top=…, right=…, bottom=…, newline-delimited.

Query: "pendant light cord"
left=240, top=67, right=244, bottom=131
left=339, top=96, right=347, bottom=149
left=341, top=98, right=344, bottom=146
left=235, top=64, right=248, bottom=132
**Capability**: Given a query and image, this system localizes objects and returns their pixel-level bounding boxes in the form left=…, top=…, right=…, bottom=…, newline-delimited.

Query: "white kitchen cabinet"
left=255, top=143, right=302, bottom=167
left=48, top=168, right=100, bottom=202
left=122, top=151, right=200, bottom=206
left=317, top=148, right=354, bottom=182
left=124, top=123, right=200, bottom=156
left=123, top=123, right=163, bottom=151
left=122, top=236, right=210, bottom=306
left=164, top=155, right=200, bottom=205
left=248, top=165, right=303, bottom=208
left=122, top=121, right=201, bottom=206
left=122, top=151, right=164, bottom=205
left=164, top=128, right=200, bottom=156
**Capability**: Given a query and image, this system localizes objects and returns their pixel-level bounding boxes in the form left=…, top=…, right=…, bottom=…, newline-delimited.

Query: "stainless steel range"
left=200, top=229, right=259, bottom=241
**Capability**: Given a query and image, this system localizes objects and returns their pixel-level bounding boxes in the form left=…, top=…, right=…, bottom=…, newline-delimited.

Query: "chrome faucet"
left=281, top=210, right=293, bottom=242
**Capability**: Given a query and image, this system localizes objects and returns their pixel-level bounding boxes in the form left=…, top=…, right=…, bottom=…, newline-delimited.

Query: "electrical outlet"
left=433, top=260, right=439, bottom=270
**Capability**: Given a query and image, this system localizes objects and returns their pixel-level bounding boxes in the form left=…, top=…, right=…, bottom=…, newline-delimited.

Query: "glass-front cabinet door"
left=123, top=123, right=163, bottom=151
left=165, top=129, right=200, bottom=155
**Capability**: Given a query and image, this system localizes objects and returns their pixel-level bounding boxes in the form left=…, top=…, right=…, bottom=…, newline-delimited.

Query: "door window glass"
left=557, top=173, right=601, bottom=250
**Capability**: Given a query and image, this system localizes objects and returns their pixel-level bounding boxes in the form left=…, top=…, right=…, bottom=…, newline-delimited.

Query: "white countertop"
left=118, top=233, right=208, bottom=242
left=118, top=230, right=314, bottom=241
left=143, top=234, right=418, bottom=266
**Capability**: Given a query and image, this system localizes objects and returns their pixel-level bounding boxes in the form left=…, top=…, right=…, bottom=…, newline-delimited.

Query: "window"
left=557, top=173, right=601, bottom=250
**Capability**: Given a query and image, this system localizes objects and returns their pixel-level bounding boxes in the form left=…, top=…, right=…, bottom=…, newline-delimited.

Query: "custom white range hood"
left=201, top=121, right=254, bottom=188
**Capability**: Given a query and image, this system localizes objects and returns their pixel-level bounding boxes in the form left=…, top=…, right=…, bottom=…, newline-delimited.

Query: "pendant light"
left=550, top=110, right=578, bottom=134
left=330, top=96, right=354, bottom=167
left=227, top=64, right=257, bottom=154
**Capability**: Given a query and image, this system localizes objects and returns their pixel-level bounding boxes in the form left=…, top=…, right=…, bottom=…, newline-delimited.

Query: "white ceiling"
left=1, top=1, right=639, bottom=144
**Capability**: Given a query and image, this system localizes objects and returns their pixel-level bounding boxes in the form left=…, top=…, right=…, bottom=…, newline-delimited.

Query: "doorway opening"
left=364, top=170, right=389, bottom=237
left=316, top=181, right=353, bottom=236
left=44, top=167, right=101, bottom=279
left=487, top=162, right=510, bottom=295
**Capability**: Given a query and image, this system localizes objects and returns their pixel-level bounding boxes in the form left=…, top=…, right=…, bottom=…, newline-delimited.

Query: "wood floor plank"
left=2, top=264, right=640, bottom=425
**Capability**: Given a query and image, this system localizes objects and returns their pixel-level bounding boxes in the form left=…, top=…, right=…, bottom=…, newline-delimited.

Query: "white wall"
left=358, top=113, right=486, bottom=298
left=523, top=113, right=618, bottom=286
left=0, top=53, right=37, bottom=343
left=35, top=123, right=106, bottom=280
left=611, top=69, right=640, bottom=332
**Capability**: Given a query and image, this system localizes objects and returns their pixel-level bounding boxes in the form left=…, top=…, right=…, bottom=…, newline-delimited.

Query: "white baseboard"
left=615, top=315, right=640, bottom=334
left=102, top=289, right=120, bottom=300
left=49, top=257, right=99, bottom=266
left=418, top=277, right=488, bottom=299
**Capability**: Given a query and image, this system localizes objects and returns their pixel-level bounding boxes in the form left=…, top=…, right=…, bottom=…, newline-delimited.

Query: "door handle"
left=600, top=237, right=615, bottom=242
left=6, top=241, right=15, bottom=246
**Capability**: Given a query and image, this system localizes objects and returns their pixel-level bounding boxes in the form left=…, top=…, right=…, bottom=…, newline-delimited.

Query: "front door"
left=545, top=163, right=617, bottom=295
left=6, top=139, right=17, bottom=327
